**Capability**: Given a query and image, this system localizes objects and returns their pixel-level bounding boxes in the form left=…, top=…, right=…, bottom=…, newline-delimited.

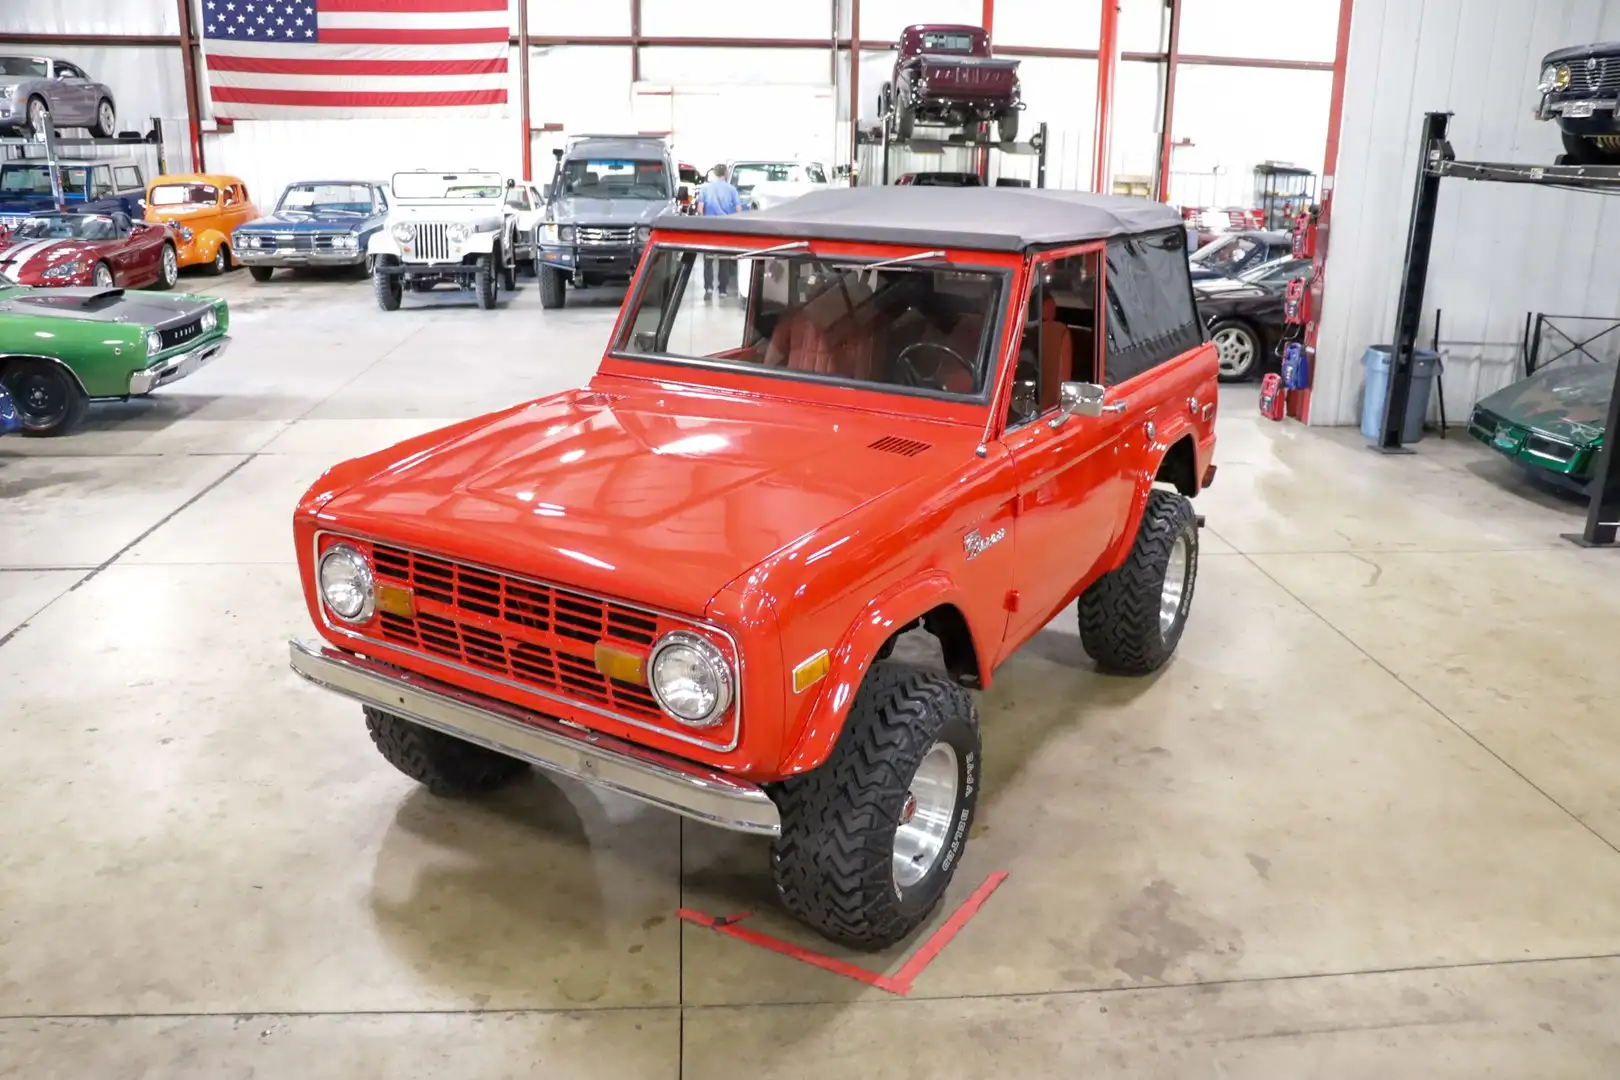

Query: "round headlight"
left=649, top=631, right=732, bottom=727
left=636, top=225, right=651, bottom=244
left=391, top=222, right=413, bottom=243
left=1556, top=64, right=1572, bottom=90
left=558, top=224, right=576, bottom=243
left=200, top=307, right=217, bottom=331
left=1540, top=65, right=1560, bottom=92
left=145, top=330, right=162, bottom=356
left=447, top=222, right=470, bottom=243
left=318, top=543, right=374, bottom=622
left=180, top=227, right=194, bottom=242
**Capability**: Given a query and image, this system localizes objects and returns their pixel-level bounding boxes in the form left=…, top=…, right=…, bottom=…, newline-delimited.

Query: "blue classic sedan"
left=232, top=180, right=389, bottom=281
left=0, top=384, right=19, bottom=435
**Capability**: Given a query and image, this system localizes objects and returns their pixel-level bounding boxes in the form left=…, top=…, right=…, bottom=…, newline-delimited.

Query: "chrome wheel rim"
left=98, top=102, right=115, bottom=132
left=162, top=247, right=177, bottom=283
left=1160, top=533, right=1190, bottom=639
left=28, top=100, right=47, bottom=132
left=1213, top=327, right=1256, bottom=377
left=892, top=741, right=959, bottom=890
left=215, top=249, right=226, bottom=272
left=93, top=264, right=112, bottom=287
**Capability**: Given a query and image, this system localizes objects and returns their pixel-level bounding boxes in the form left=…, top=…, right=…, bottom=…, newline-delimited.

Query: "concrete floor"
left=3, top=270, right=1619, bottom=1078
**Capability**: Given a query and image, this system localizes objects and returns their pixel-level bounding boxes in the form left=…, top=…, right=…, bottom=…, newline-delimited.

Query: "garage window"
left=1103, top=228, right=1203, bottom=384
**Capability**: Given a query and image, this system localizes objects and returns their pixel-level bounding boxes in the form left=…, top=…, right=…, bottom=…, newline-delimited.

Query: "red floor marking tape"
left=676, top=871, right=1008, bottom=997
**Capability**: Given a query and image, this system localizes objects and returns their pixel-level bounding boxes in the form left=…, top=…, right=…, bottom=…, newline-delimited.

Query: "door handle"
left=1101, top=401, right=1127, bottom=414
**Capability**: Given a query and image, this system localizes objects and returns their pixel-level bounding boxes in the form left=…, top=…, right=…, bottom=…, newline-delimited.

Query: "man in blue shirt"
left=699, top=164, right=745, bottom=300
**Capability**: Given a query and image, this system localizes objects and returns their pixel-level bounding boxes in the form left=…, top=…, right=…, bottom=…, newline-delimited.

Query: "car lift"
left=855, top=121, right=1049, bottom=188
left=1384, top=110, right=1620, bottom=548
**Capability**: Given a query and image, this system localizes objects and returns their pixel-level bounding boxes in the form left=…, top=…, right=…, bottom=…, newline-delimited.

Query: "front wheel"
left=91, top=98, right=117, bottom=138
left=92, top=261, right=114, bottom=288
left=154, top=243, right=179, bottom=289
left=364, top=708, right=527, bottom=795
left=1078, top=488, right=1199, bottom=675
left=896, top=97, right=916, bottom=141
left=372, top=261, right=402, bottom=311
left=500, top=249, right=518, bottom=292
left=23, top=97, right=49, bottom=138
left=1210, top=319, right=1262, bottom=382
left=474, top=256, right=497, bottom=309
left=249, top=266, right=274, bottom=283
left=1561, top=129, right=1620, bottom=164
left=539, top=266, right=566, bottom=309
left=1, top=358, right=88, bottom=437
left=769, top=662, right=982, bottom=951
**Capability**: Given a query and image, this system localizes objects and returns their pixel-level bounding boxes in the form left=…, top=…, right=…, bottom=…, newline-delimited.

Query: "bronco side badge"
left=963, top=526, right=1006, bottom=560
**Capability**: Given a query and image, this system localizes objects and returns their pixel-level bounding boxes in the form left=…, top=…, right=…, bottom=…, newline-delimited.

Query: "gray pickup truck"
left=535, top=134, right=681, bottom=309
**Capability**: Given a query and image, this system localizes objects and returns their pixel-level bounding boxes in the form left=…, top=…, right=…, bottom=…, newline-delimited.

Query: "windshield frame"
left=605, top=239, right=1015, bottom=411
left=389, top=171, right=505, bottom=204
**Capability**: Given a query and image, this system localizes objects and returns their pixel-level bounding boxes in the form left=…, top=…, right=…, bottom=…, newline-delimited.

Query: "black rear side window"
left=1103, top=228, right=1203, bottom=384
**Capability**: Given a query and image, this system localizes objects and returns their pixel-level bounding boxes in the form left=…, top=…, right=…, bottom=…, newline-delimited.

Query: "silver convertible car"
left=0, top=56, right=118, bottom=139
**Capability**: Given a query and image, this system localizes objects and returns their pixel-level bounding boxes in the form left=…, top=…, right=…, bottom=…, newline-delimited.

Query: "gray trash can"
left=1360, top=346, right=1440, bottom=443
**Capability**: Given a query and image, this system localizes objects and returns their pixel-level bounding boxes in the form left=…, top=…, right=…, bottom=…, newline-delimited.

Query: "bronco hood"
left=315, top=381, right=972, bottom=616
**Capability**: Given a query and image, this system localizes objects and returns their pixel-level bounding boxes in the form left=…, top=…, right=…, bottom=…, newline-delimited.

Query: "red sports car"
left=0, top=212, right=179, bottom=290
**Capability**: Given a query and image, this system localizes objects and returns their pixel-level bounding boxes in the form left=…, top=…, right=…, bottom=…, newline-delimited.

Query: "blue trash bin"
left=1360, top=346, right=1440, bottom=443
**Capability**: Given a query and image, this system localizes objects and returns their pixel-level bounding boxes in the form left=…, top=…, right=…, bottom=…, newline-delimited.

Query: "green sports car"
left=1468, top=362, right=1611, bottom=492
left=0, top=276, right=229, bottom=436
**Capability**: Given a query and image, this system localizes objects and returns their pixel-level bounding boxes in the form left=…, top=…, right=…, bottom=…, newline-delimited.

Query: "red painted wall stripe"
left=208, top=87, right=507, bottom=107
left=320, top=0, right=509, bottom=11
left=205, top=55, right=507, bottom=76
left=319, top=27, right=509, bottom=45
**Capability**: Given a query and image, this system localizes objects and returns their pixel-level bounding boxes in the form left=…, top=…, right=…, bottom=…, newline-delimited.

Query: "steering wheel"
left=896, top=341, right=973, bottom=391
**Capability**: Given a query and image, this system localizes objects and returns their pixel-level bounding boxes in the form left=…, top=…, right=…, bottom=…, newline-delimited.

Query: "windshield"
left=1239, top=257, right=1310, bottom=286
left=13, top=214, right=120, bottom=240
left=0, top=58, right=48, bottom=78
left=391, top=171, right=504, bottom=202
left=1, top=164, right=89, bottom=196
left=1189, top=233, right=1259, bottom=268
left=277, top=183, right=375, bottom=214
left=149, top=183, right=218, bottom=207
left=729, top=163, right=822, bottom=193
left=616, top=247, right=1004, bottom=399
left=560, top=158, right=669, bottom=200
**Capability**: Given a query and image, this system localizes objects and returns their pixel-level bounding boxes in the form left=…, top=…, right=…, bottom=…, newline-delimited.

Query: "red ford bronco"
left=880, top=24, right=1024, bottom=143
left=289, top=187, right=1218, bottom=949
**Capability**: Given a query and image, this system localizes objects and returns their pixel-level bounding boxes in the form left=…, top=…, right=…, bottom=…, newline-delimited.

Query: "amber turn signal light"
left=594, top=643, right=647, bottom=685
left=792, top=650, right=830, bottom=694
left=374, top=583, right=415, bottom=618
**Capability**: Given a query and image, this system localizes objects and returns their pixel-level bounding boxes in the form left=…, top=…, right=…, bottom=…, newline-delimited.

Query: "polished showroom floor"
left=3, top=271, right=1619, bottom=1078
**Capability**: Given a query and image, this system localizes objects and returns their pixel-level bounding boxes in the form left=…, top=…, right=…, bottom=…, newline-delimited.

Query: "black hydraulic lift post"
left=1567, top=378, right=1620, bottom=547
left=1378, top=110, right=1451, bottom=453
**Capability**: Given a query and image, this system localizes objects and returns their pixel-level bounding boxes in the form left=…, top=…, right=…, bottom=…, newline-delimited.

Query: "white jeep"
left=368, top=170, right=521, bottom=311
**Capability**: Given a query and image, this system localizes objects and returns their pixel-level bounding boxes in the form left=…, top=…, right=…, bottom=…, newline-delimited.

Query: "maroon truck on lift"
left=880, top=24, right=1023, bottom=144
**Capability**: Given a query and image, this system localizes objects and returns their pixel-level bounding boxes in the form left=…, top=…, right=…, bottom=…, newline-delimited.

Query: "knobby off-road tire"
left=539, top=266, right=566, bottom=309
left=364, top=707, right=527, bottom=796
left=997, top=108, right=1020, bottom=144
left=1078, top=488, right=1199, bottom=675
left=769, top=662, right=982, bottom=951
left=475, top=257, right=498, bottom=309
left=373, top=262, right=402, bottom=311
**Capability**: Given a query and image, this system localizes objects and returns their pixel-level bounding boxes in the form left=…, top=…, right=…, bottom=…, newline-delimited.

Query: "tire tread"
left=364, top=707, right=526, bottom=795
left=1077, top=489, right=1198, bottom=675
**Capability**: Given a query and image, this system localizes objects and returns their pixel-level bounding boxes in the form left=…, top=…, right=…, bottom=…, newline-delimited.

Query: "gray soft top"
left=565, top=137, right=668, bottom=162
left=658, top=186, right=1186, bottom=252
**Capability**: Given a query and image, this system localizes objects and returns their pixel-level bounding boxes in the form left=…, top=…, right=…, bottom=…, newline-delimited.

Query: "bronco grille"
left=411, top=223, right=451, bottom=261
left=158, top=318, right=203, bottom=351
left=578, top=226, right=636, bottom=245
left=341, top=540, right=733, bottom=736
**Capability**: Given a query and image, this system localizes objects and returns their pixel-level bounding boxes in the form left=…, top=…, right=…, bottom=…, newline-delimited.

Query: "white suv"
left=368, top=170, right=521, bottom=310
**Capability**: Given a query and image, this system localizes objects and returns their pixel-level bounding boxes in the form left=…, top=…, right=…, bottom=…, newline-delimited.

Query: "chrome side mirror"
left=1050, top=381, right=1106, bottom=427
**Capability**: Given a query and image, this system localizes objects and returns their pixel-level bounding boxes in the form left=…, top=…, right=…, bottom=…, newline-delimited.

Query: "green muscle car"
left=1468, top=362, right=1611, bottom=492
left=0, top=278, right=229, bottom=436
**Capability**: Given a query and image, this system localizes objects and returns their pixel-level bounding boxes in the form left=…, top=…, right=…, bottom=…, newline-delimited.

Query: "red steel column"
left=847, top=0, right=860, bottom=186
left=1155, top=0, right=1182, bottom=201
left=518, top=0, right=532, bottom=179
left=977, top=0, right=994, bottom=180
left=174, top=0, right=205, bottom=171
left=1092, top=0, right=1120, bottom=193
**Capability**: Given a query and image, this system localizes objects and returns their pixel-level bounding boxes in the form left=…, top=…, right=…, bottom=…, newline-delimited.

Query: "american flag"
left=199, top=0, right=511, bottom=119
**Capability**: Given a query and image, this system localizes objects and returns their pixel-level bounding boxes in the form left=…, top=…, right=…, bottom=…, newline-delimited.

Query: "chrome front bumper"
left=287, top=639, right=782, bottom=836
left=128, top=334, right=230, bottom=395
left=237, top=248, right=364, bottom=267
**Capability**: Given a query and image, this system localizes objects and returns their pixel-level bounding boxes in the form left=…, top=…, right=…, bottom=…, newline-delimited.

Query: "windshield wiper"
left=862, top=249, right=948, bottom=270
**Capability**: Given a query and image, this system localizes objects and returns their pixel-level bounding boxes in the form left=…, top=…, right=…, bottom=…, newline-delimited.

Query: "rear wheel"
left=249, top=266, right=274, bottom=283
left=1561, top=130, right=1620, bottom=164
left=996, top=109, right=1020, bottom=143
left=539, top=266, right=566, bottom=309
left=91, top=98, right=116, bottom=138
left=474, top=256, right=497, bottom=309
left=92, top=261, right=114, bottom=288
left=1210, top=319, right=1262, bottom=382
left=207, top=244, right=229, bottom=276
left=896, top=95, right=916, bottom=141
left=1, top=358, right=88, bottom=437
left=769, top=662, right=982, bottom=950
left=372, top=259, right=402, bottom=311
left=1078, top=489, right=1200, bottom=675
left=364, top=708, right=527, bottom=796
left=499, top=246, right=518, bottom=292
left=155, top=243, right=178, bottom=289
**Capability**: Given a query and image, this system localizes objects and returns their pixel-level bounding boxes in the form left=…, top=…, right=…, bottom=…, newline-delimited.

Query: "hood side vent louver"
left=868, top=435, right=931, bottom=457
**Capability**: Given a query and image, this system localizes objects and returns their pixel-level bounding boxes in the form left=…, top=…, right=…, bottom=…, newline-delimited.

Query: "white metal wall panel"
left=1, top=45, right=190, bottom=135
left=1314, top=0, right=1620, bottom=426
left=524, top=0, right=630, bottom=37
left=0, top=0, right=177, bottom=35
left=858, top=0, right=982, bottom=44
left=996, top=0, right=1101, bottom=50
left=529, top=45, right=635, bottom=131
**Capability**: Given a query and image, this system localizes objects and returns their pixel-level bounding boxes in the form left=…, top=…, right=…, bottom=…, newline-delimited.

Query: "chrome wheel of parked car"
left=26, top=97, right=50, bottom=137
left=1211, top=320, right=1260, bottom=382
left=92, top=262, right=114, bottom=288
left=156, top=244, right=179, bottom=290
left=892, top=740, right=959, bottom=890
left=1159, top=533, right=1190, bottom=639
left=92, top=99, right=117, bottom=138
left=209, top=245, right=229, bottom=275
